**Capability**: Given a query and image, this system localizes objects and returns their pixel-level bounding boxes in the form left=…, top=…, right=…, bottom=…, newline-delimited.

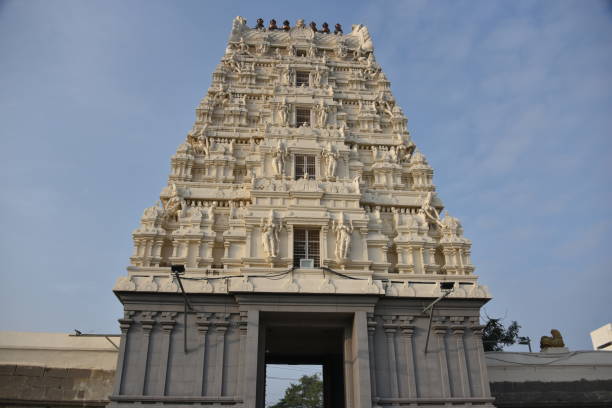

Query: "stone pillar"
left=245, top=226, right=253, bottom=258
left=383, top=317, right=399, bottom=398
left=360, top=229, right=369, bottom=262
left=433, top=324, right=450, bottom=398
left=320, top=225, right=328, bottom=265
left=399, top=323, right=417, bottom=398
left=194, top=313, right=211, bottom=396
left=418, top=247, right=425, bottom=273
left=470, top=324, right=492, bottom=398
left=406, top=246, right=414, bottom=267
left=154, top=312, right=176, bottom=396
left=366, top=313, right=377, bottom=399
left=138, top=312, right=157, bottom=395
left=237, top=311, right=248, bottom=397
left=287, top=225, right=294, bottom=264
left=451, top=325, right=470, bottom=398
left=427, top=247, right=436, bottom=266
left=214, top=314, right=230, bottom=396
left=113, top=312, right=135, bottom=395
left=152, top=239, right=163, bottom=266
left=243, top=310, right=260, bottom=408
left=352, top=311, right=372, bottom=408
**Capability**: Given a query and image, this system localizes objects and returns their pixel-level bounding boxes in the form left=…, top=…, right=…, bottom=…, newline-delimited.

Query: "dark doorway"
left=258, top=313, right=349, bottom=408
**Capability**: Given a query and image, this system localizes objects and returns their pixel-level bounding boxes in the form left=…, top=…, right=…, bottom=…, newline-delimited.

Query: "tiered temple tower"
left=111, top=17, right=495, bottom=408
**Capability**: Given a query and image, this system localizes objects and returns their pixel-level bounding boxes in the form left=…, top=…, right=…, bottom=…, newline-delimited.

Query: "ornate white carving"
left=116, top=17, right=486, bottom=299
left=261, top=210, right=281, bottom=258
left=332, top=214, right=353, bottom=260
left=322, top=143, right=338, bottom=178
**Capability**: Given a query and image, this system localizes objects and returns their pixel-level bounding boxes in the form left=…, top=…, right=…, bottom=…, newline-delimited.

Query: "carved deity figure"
left=281, top=68, right=291, bottom=86
left=231, top=16, right=248, bottom=37
left=311, top=67, right=322, bottom=87
left=336, top=41, right=347, bottom=58
left=257, top=39, right=270, bottom=55
left=228, top=200, right=236, bottom=219
left=323, top=143, right=338, bottom=178
left=261, top=211, right=280, bottom=258
left=314, top=100, right=328, bottom=128
left=165, top=184, right=185, bottom=220
left=277, top=99, right=289, bottom=126
left=420, top=192, right=442, bottom=227
left=389, top=146, right=398, bottom=163
left=288, top=43, right=296, bottom=57
left=392, top=207, right=401, bottom=229
left=333, top=216, right=353, bottom=260
left=307, top=44, right=317, bottom=58
left=238, top=37, right=249, bottom=55
left=193, top=134, right=210, bottom=157
left=352, top=174, right=361, bottom=194
left=272, top=140, right=288, bottom=177
left=296, top=19, right=305, bottom=29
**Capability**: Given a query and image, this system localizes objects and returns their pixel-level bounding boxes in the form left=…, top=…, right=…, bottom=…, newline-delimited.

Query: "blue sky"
left=0, top=0, right=611, bottom=379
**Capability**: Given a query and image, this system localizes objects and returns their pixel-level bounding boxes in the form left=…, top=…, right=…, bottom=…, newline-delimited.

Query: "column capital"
left=470, top=325, right=486, bottom=335
left=118, top=319, right=134, bottom=333
left=141, top=320, right=156, bottom=333
left=432, top=325, right=448, bottom=335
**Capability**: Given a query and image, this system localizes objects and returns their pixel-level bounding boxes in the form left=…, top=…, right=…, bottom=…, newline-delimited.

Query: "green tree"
left=482, top=317, right=521, bottom=352
left=269, top=373, right=323, bottom=408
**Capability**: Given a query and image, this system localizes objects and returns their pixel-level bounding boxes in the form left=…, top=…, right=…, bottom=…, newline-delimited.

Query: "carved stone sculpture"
left=333, top=216, right=353, bottom=260
left=261, top=211, right=280, bottom=258
left=323, top=143, right=338, bottom=178
left=272, top=140, right=287, bottom=177
left=164, top=183, right=185, bottom=221
left=540, top=329, right=565, bottom=349
left=277, top=98, right=289, bottom=126
left=420, top=191, right=442, bottom=227
left=352, top=174, right=361, bottom=194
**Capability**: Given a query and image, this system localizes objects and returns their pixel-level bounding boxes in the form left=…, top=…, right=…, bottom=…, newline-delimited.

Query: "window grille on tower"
left=293, top=228, right=320, bottom=267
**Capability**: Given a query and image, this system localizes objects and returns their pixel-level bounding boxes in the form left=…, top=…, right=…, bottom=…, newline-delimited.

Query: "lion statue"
left=540, top=329, right=565, bottom=349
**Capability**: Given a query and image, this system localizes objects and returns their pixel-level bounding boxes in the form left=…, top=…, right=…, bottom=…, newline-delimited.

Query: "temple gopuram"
left=110, top=16, right=494, bottom=408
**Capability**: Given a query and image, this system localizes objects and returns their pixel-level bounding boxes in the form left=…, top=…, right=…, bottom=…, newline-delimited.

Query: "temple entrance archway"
left=258, top=312, right=350, bottom=408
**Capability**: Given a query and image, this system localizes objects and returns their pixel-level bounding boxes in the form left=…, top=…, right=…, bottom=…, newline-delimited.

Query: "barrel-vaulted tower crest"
left=111, top=16, right=494, bottom=408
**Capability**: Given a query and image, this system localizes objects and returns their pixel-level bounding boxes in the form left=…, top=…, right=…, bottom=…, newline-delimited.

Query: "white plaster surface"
left=591, top=323, right=612, bottom=350
left=0, top=331, right=119, bottom=370
left=486, top=350, right=612, bottom=383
